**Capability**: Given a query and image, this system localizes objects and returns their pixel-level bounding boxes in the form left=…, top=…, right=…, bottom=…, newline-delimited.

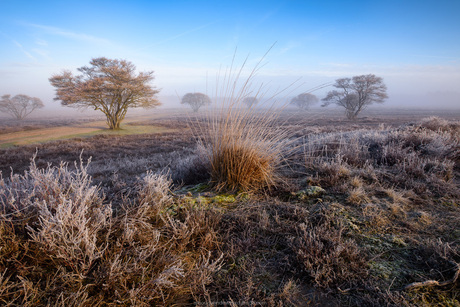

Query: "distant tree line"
left=0, top=56, right=389, bottom=125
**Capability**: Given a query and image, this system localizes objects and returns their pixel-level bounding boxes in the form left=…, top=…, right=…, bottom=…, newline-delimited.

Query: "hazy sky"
left=1, top=0, right=459, bottom=108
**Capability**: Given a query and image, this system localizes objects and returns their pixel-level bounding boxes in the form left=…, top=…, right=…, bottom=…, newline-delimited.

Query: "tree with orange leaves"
left=49, top=57, right=160, bottom=129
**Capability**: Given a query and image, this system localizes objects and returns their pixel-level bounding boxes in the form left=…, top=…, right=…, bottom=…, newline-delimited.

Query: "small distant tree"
left=322, top=74, right=388, bottom=120
left=0, top=94, right=44, bottom=120
left=290, top=93, right=318, bottom=110
left=181, top=92, right=211, bottom=112
left=49, top=57, right=160, bottom=129
left=242, top=96, right=259, bottom=108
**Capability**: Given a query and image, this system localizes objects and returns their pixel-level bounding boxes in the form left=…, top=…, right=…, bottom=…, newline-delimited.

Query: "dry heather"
left=0, top=126, right=197, bottom=192
left=0, top=115, right=459, bottom=306
left=291, top=116, right=460, bottom=305
left=291, top=204, right=368, bottom=289
left=302, top=116, right=459, bottom=197
left=0, top=159, right=223, bottom=306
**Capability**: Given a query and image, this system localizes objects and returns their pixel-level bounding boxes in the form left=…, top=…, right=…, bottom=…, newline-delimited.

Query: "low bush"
left=0, top=159, right=223, bottom=306
left=302, top=118, right=459, bottom=197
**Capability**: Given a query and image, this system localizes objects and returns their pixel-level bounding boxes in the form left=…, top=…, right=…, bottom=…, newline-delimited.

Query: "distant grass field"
left=0, top=118, right=176, bottom=148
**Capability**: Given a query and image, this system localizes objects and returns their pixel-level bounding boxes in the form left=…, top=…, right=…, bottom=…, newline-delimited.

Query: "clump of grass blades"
left=209, top=118, right=288, bottom=192
left=197, top=50, right=292, bottom=192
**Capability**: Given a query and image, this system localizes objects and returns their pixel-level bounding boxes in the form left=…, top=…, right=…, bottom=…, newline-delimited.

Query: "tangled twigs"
left=404, top=261, right=460, bottom=291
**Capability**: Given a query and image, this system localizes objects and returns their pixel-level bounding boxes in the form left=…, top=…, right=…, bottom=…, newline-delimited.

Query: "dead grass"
left=207, top=118, right=287, bottom=192
left=191, top=55, right=292, bottom=193
left=347, top=187, right=370, bottom=205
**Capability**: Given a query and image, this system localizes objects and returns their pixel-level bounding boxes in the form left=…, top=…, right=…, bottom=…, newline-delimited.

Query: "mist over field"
left=1, top=1, right=459, bottom=112
left=1, top=68, right=459, bottom=111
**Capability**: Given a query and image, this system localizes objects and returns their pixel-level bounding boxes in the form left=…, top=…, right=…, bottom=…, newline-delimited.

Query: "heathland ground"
left=0, top=107, right=459, bottom=306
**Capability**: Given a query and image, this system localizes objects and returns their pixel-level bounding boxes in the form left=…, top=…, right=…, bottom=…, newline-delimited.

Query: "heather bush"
left=171, top=142, right=211, bottom=185
left=292, top=221, right=368, bottom=289
left=290, top=201, right=369, bottom=290
left=0, top=160, right=223, bottom=305
left=302, top=119, right=459, bottom=196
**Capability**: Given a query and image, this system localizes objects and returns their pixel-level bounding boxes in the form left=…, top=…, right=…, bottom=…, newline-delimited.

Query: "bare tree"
left=181, top=92, right=211, bottom=112
left=0, top=94, right=44, bottom=120
left=49, top=57, right=160, bottom=129
left=290, top=93, right=318, bottom=110
left=242, top=96, right=259, bottom=108
left=322, top=74, right=388, bottom=120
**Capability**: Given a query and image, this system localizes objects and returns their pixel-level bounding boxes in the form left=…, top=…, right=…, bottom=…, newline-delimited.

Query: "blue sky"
left=1, top=0, right=459, bottom=108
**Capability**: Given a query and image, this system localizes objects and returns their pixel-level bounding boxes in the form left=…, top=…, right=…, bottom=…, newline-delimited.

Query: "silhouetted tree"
left=322, top=74, right=388, bottom=120
left=181, top=92, right=211, bottom=112
left=49, top=57, right=160, bottom=129
left=242, top=96, right=259, bottom=108
left=290, top=93, right=318, bottom=110
left=0, top=94, right=44, bottom=120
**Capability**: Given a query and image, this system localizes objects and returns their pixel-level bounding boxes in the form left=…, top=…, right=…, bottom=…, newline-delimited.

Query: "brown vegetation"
left=0, top=111, right=459, bottom=306
left=205, top=108, right=288, bottom=192
left=0, top=159, right=223, bottom=305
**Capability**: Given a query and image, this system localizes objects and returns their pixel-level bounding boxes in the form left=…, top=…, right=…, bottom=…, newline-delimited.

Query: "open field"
left=0, top=107, right=459, bottom=306
left=0, top=112, right=180, bottom=148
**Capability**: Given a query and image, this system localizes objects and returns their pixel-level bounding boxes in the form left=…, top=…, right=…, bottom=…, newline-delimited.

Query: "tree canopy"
left=290, top=93, right=318, bottom=110
left=322, top=74, right=388, bottom=120
left=49, top=57, right=160, bottom=129
left=0, top=94, right=44, bottom=120
left=181, top=92, right=211, bottom=112
left=242, top=96, right=259, bottom=108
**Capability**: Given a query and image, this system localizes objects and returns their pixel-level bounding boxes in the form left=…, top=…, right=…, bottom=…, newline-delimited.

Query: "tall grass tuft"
left=207, top=111, right=289, bottom=192
left=195, top=50, right=293, bottom=192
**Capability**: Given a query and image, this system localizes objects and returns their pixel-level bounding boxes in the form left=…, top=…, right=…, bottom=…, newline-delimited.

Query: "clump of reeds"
left=195, top=51, right=292, bottom=192
left=207, top=111, right=288, bottom=192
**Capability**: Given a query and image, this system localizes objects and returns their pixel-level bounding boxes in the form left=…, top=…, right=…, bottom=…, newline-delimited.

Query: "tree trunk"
left=346, top=109, right=357, bottom=120
left=106, top=114, right=122, bottom=130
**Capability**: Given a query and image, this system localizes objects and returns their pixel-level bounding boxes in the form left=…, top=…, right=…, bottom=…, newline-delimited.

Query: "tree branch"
left=403, top=261, right=460, bottom=291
